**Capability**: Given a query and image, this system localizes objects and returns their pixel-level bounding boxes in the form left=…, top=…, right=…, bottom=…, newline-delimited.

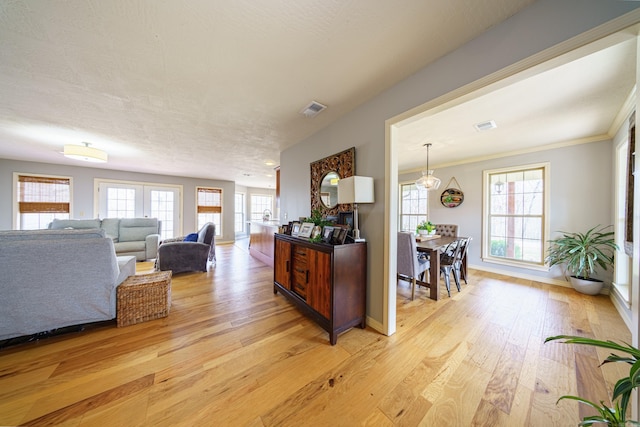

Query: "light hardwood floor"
left=0, top=243, right=631, bottom=426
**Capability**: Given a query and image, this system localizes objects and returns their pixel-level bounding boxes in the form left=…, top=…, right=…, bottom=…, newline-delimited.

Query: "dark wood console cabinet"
left=273, top=233, right=366, bottom=345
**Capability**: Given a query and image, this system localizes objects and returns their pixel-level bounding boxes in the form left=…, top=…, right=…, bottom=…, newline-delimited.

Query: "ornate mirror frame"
left=310, top=147, right=355, bottom=217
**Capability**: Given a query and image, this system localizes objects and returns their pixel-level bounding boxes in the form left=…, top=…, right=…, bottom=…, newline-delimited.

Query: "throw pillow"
left=183, top=233, right=198, bottom=242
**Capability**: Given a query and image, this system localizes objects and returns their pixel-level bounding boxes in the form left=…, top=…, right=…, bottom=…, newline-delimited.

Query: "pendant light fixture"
left=415, top=143, right=441, bottom=190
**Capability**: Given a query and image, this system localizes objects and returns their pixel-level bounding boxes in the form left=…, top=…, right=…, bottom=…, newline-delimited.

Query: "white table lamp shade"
left=338, top=176, right=374, bottom=204
left=337, top=176, right=374, bottom=242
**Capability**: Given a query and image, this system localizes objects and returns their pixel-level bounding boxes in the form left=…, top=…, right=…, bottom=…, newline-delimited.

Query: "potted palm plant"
left=545, top=225, right=617, bottom=295
left=545, top=335, right=640, bottom=426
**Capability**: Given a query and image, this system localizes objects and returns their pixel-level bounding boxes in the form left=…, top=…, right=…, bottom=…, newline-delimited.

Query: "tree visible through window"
left=16, top=174, right=71, bottom=230
left=484, top=165, right=547, bottom=266
left=399, top=182, right=428, bottom=233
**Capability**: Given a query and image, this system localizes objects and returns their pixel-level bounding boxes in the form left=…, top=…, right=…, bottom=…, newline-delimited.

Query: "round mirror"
left=319, top=171, right=340, bottom=208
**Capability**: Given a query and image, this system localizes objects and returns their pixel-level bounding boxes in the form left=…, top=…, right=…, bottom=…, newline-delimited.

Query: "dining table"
left=415, top=236, right=468, bottom=301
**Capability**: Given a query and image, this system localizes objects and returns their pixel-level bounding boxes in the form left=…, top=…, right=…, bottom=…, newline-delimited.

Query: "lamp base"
left=353, top=238, right=366, bottom=243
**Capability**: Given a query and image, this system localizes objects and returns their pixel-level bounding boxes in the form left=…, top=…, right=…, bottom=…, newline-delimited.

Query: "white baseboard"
left=468, top=263, right=616, bottom=295
left=366, top=316, right=384, bottom=335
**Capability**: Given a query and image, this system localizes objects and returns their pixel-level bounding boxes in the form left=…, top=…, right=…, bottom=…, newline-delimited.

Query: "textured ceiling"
left=0, top=0, right=535, bottom=188
left=398, top=30, right=638, bottom=172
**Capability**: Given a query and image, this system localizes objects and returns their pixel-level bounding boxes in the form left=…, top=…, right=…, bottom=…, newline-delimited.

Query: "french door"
left=96, top=181, right=181, bottom=239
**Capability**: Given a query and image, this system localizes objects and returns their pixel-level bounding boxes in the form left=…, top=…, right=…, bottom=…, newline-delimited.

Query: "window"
left=15, top=174, right=71, bottom=230
left=251, top=194, right=273, bottom=221
left=106, top=187, right=136, bottom=218
left=197, top=187, right=222, bottom=236
left=97, top=180, right=181, bottom=239
left=399, top=182, right=428, bottom=232
left=483, top=164, right=548, bottom=268
left=150, top=189, right=176, bottom=241
left=235, top=193, right=245, bottom=233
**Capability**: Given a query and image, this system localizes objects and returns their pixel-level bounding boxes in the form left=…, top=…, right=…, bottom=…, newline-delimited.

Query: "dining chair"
left=435, top=224, right=458, bottom=237
left=397, top=231, right=430, bottom=300
left=439, top=239, right=462, bottom=296
left=453, top=237, right=472, bottom=285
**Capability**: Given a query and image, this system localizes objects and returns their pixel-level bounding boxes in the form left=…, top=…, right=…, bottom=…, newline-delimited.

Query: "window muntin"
left=485, top=165, right=547, bottom=267
left=106, top=187, right=136, bottom=218
left=399, top=182, right=427, bottom=233
left=197, top=187, right=222, bottom=236
left=250, top=194, right=273, bottom=221
left=16, top=174, right=71, bottom=230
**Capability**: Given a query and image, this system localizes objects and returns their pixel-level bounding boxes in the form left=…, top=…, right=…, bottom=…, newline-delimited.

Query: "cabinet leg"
left=330, top=333, right=337, bottom=345
left=273, top=285, right=278, bottom=295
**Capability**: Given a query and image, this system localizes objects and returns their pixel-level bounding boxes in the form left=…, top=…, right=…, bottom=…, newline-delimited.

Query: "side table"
left=117, top=271, right=172, bottom=327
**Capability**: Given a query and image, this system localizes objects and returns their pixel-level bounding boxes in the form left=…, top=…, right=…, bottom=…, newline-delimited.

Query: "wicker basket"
left=117, top=271, right=172, bottom=327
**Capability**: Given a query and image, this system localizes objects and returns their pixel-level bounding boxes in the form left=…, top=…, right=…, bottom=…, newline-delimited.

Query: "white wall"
left=0, top=159, right=237, bottom=242
left=280, top=0, right=640, bottom=327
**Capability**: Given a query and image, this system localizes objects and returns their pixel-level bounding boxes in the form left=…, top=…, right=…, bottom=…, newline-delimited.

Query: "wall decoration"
left=440, top=177, right=464, bottom=208
left=310, top=147, right=355, bottom=217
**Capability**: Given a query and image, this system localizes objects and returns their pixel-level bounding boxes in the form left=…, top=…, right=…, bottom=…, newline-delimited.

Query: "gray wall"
left=0, top=159, right=237, bottom=242
left=280, top=0, right=640, bottom=326
left=400, top=140, right=614, bottom=284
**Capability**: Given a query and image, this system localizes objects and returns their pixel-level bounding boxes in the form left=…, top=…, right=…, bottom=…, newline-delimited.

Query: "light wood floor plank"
left=0, top=242, right=631, bottom=426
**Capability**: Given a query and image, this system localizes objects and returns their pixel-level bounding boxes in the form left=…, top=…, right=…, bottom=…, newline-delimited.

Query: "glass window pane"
left=399, top=183, right=428, bottom=232
left=487, top=166, right=545, bottom=266
left=251, top=194, right=273, bottom=221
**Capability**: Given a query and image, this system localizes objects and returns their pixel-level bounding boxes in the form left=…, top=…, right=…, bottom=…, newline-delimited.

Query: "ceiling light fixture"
left=63, top=142, right=107, bottom=163
left=415, top=143, right=441, bottom=190
left=300, top=100, right=327, bottom=118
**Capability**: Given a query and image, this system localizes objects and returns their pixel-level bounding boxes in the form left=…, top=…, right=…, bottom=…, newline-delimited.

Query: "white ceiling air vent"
left=474, top=120, right=497, bottom=131
left=300, top=101, right=327, bottom=118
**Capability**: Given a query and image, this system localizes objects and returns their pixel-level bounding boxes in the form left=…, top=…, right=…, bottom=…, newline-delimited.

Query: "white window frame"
left=398, top=181, right=428, bottom=233
left=250, top=194, right=273, bottom=221
left=95, top=179, right=183, bottom=239
left=614, top=139, right=632, bottom=305
left=482, top=162, right=550, bottom=271
left=235, top=192, right=245, bottom=234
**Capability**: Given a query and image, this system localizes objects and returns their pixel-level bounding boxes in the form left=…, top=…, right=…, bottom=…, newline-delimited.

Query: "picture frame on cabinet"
left=338, top=211, right=354, bottom=235
left=322, top=226, right=335, bottom=243
left=291, top=222, right=301, bottom=237
left=298, top=222, right=314, bottom=238
left=335, top=227, right=348, bottom=245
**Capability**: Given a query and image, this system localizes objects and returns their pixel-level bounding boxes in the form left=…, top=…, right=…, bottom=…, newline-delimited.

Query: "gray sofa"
left=49, top=218, right=161, bottom=261
left=0, top=228, right=136, bottom=340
